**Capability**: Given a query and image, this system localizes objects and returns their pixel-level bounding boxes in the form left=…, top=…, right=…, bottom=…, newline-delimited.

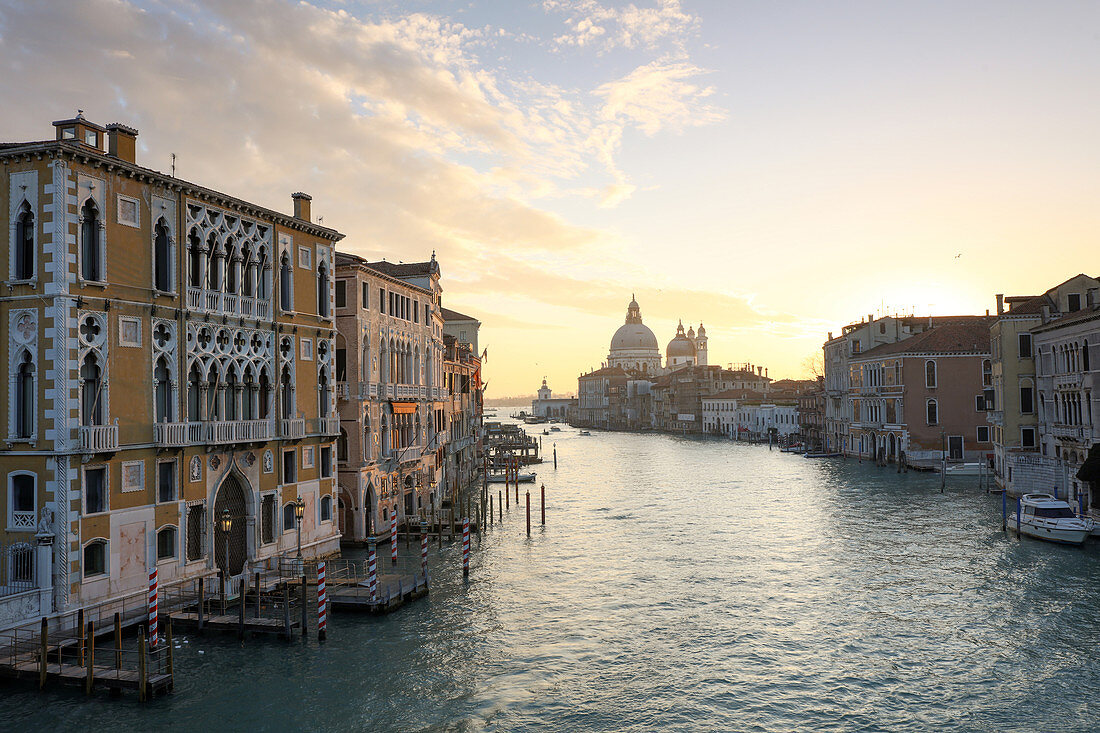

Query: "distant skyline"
left=2, top=1, right=1097, bottom=395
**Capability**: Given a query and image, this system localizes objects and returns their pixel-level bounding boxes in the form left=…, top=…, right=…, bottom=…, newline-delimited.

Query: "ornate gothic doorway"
left=213, top=472, right=250, bottom=576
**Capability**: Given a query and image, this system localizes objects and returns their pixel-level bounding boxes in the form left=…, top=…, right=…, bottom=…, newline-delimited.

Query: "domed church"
left=607, top=296, right=663, bottom=375
left=666, top=321, right=708, bottom=370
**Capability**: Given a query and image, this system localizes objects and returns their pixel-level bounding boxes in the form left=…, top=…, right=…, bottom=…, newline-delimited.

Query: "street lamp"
left=294, top=496, right=305, bottom=561
left=219, top=509, right=232, bottom=577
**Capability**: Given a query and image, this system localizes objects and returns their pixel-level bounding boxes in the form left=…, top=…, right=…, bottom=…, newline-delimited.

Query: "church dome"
left=667, top=321, right=696, bottom=358
left=611, top=323, right=659, bottom=351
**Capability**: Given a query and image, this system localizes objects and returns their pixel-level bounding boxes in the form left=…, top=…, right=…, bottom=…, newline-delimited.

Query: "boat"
left=944, top=462, right=986, bottom=476
left=542, top=429, right=550, bottom=435
left=487, top=470, right=537, bottom=483
left=550, top=426, right=561, bottom=432
left=1008, top=494, right=1090, bottom=545
left=803, top=452, right=842, bottom=458
left=578, top=430, right=591, bottom=436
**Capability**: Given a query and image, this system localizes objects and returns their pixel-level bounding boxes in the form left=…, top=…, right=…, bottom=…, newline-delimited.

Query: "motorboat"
left=550, top=426, right=561, bottom=432
left=803, top=452, right=842, bottom=458
left=542, top=429, right=550, bottom=435
left=1008, top=494, right=1090, bottom=545
left=487, top=470, right=537, bottom=483
left=579, top=430, right=591, bottom=436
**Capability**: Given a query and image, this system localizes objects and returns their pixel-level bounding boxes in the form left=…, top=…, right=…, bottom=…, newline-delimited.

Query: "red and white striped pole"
left=420, top=523, right=428, bottom=577
left=462, top=517, right=470, bottom=577
left=367, top=540, right=378, bottom=601
left=148, top=565, right=159, bottom=648
left=390, top=508, right=398, bottom=566
left=317, top=560, right=327, bottom=641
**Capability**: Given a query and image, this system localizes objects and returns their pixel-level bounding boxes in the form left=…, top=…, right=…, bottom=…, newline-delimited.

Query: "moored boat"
left=1008, top=493, right=1090, bottom=545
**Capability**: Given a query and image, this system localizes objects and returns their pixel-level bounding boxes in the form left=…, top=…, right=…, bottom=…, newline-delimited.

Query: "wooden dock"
left=327, top=571, right=429, bottom=614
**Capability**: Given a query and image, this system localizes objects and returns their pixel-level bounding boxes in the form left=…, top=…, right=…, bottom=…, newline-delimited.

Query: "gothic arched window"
left=80, top=200, right=101, bottom=281
left=80, top=353, right=103, bottom=425
left=15, top=351, right=34, bottom=438
left=154, top=218, right=172, bottom=292
left=14, top=202, right=34, bottom=280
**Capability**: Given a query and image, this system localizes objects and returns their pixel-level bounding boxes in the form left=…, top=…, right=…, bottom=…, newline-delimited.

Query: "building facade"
left=531, top=378, right=576, bottom=419
left=1, top=115, right=340, bottom=625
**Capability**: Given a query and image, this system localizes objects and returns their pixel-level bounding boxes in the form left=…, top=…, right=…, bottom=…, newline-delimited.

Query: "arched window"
left=241, top=244, right=254, bottom=297
left=14, top=201, right=34, bottom=280
left=282, top=502, right=297, bottom=531
left=15, top=350, right=34, bottom=439
left=982, top=359, right=992, bottom=387
left=925, top=360, right=937, bottom=389
left=187, top=362, right=202, bottom=422
left=242, top=366, right=255, bottom=421
left=224, top=368, right=239, bottom=421
left=320, top=495, right=333, bottom=522
left=8, top=472, right=36, bottom=529
left=188, top=229, right=202, bottom=287
left=337, top=427, right=348, bottom=462
left=258, top=368, right=271, bottom=420
left=256, top=247, right=269, bottom=300
left=80, top=200, right=101, bottom=281
left=80, top=353, right=103, bottom=426
left=154, top=357, right=172, bottom=423
left=225, top=238, right=239, bottom=294
left=363, top=413, right=372, bottom=462
left=206, top=363, right=220, bottom=420
left=319, top=369, right=331, bottom=417
left=154, top=218, right=171, bottom=291
left=207, top=233, right=221, bottom=290
left=83, top=539, right=108, bottom=578
left=279, top=252, right=293, bottom=311
left=280, top=365, right=294, bottom=421
left=317, top=262, right=329, bottom=318
left=156, top=526, right=178, bottom=561
left=926, top=399, right=938, bottom=425
left=1085, top=340, right=1091, bottom=373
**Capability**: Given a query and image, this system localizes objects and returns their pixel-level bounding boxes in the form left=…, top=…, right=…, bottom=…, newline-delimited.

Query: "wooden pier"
left=327, top=570, right=430, bottom=613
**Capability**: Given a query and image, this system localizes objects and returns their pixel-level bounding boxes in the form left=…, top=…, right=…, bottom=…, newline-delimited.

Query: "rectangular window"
left=1068, top=293, right=1082, bottom=312
left=1021, top=427, right=1036, bottom=448
left=158, top=461, right=177, bottom=503
left=977, top=426, right=990, bottom=442
left=83, top=542, right=106, bottom=577
left=283, top=450, right=297, bottom=483
left=298, top=246, right=312, bottom=269
left=984, top=389, right=995, bottom=411
left=335, top=280, right=346, bottom=309
left=157, top=527, right=177, bottom=560
left=261, top=494, right=276, bottom=544
left=362, top=282, right=369, bottom=309
left=379, top=288, right=385, bottom=313
left=300, top=338, right=313, bottom=361
left=320, top=446, right=332, bottom=478
left=414, top=300, right=419, bottom=323
left=425, top=303, right=430, bottom=323
left=1018, top=333, right=1032, bottom=358
left=1020, top=386, right=1034, bottom=414
left=283, top=503, right=296, bottom=531
left=975, top=395, right=985, bottom=411
left=186, top=503, right=205, bottom=561
left=84, top=467, right=107, bottom=514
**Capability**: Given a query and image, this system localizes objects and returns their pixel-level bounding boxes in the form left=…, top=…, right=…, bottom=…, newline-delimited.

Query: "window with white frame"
left=298, top=246, right=311, bottom=269
left=283, top=502, right=297, bottom=531
left=8, top=472, right=35, bottom=530
left=302, top=445, right=315, bottom=469
left=121, top=461, right=144, bottom=493
left=157, top=526, right=177, bottom=561
left=261, top=494, right=276, bottom=544
left=1021, top=426, right=1036, bottom=448
left=320, top=495, right=333, bottom=522
left=13, top=200, right=35, bottom=281
left=80, top=198, right=105, bottom=282
left=186, top=502, right=206, bottom=562
left=157, top=460, right=177, bottom=503
left=976, top=425, right=990, bottom=443
left=925, top=360, right=937, bottom=389
left=926, top=399, right=938, bottom=425
left=300, top=338, right=313, bottom=361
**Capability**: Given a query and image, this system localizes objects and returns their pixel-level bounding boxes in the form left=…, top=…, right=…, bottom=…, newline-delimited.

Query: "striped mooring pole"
left=367, top=540, right=378, bottom=600
left=390, top=509, right=398, bottom=566
left=462, top=517, right=470, bottom=577
left=317, top=560, right=327, bottom=641
left=148, top=565, right=159, bottom=648
left=420, top=522, right=428, bottom=576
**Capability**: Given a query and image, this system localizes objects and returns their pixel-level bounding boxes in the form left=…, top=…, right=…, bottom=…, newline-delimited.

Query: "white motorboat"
left=945, top=462, right=985, bottom=476
left=1008, top=493, right=1090, bottom=545
left=487, top=471, right=536, bottom=483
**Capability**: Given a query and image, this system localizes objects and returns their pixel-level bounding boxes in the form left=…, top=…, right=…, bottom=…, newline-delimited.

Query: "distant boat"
left=542, top=430, right=550, bottom=435
left=579, top=430, right=591, bottom=436
left=550, top=426, right=561, bottom=432
left=1008, top=493, right=1090, bottom=545
left=804, top=452, right=842, bottom=458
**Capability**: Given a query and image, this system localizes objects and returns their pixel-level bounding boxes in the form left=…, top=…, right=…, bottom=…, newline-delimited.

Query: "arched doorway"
left=364, top=480, right=376, bottom=538
left=213, top=472, right=250, bottom=576
left=888, top=433, right=896, bottom=462
left=338, top=486, right=355, bottom=536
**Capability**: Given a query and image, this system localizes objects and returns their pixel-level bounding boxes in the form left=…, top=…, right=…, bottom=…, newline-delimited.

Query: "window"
left=975, top=395, right=985, bottom=412
left=1018, top=333, right=1032, bottom=359
left=158, top=461, right=177, bottom=503
left=186, top=503, right=205, bottom=561
left=283, top=450, right=297, bottom=483
left=321, top=446, right=332, bottom=477
left=83, top=541, right=107, bottom=578
left=80, top=353, right=104, bottom=425
left=80, top=199, right=102, bottom=281
left=261, top=495, right=276, bottom=544
left=14, top=201, right=34, bottom=280
left=1068, top=293, right=1082, bottom=312
left=320, top=495, right=333, bottom=522
left=982, top=359, right=992, bottom=387
left=84, top=129, right=98, bottom=147
left=61, top=127, right=76, bottom=139
left=9, top=473, right=35, bottom=530
left=15, top=350, right=34, bottom=439
left=413, top=300, right=419, bottom=324
left=157, top=526, right=177, bottom=561
left=361, top=282, right=369, bottom=309
left=926, top=399, right=938, bottom=425
left=318, top=263, right=330, bottom=317
left=1085, top=340, right=1091, bottom=372
left=84, top=466, right=107, bottom=514
left=983, top=389, right=995, bottom=411
left=283, top=502, right=297, bottom=531
left=337, top=428, right=348, bottom=462
left=279, top=253, right=293, bottom=311
left=925, top=360, right=937, bottom=388
left=1021, top=427, right=1036, bottom=448
left=117, top=195, right=139, bottom=228
left=298, top=246, right=311, bottom=269
left=1020, top=385, right=1035, bottom=414
left=302, top=445, right=315, bottom=470
left=335, top=280, right=346, bottom=309
left=379, top=288, right=385, bottom=314
left=121, top=461, right=144, bottom=493
left=977, top=426, right=990, bottom=442
left=336, top=348, right=346, bottom=382
left=300, top=338, right=313, bottom=361
left=153, top=218, right=171, bottom=292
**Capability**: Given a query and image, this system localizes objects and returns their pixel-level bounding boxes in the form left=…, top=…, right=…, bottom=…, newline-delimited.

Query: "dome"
left=611, top=322, right=659, bottom=351
left=666, top=334, right=696, bottom=358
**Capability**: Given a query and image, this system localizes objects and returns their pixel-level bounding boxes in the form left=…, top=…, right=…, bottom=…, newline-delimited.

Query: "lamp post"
left=294, top=496, right=305, bottom=571
left=219, top=509, right=232, bottom=577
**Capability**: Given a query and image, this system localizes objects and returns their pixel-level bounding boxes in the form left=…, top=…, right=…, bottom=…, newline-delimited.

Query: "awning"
left=391, top=402, right=417, bottom=414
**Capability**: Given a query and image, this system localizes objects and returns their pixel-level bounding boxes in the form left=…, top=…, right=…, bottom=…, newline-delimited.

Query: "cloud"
left=544, top=0, right=698, bottom=52
left=596, top=59, right=724, bottom=135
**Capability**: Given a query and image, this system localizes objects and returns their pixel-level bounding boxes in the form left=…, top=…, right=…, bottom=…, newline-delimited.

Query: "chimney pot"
left=105, top=123, right=138, bottom=163
left=996, top=293, right=1005, bottom=316
left=292, top=192, right=312, bottom=222
left=1041, top=304, right=1051, bottom=323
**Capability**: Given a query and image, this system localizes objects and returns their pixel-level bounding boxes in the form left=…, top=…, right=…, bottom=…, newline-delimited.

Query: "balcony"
left=80, top=423, right=119, bottom=453
left=280, top=418, right=306, bottom=439
left=309, top=415, right=340, bottom=436
left=155, top=419, right=273, bottom=446
left=154, top=421, right=191, bottom=447
left=336, top=382, right=350, bottom=401
left=9, top=510, right=36, bottom=531
left=186, top=285, right=272, bottom=321
left=1051, top=423, right=1088, bottom=440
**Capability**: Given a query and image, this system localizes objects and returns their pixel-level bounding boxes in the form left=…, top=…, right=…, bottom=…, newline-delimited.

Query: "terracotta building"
left=1, top=114, right=340, bottom=625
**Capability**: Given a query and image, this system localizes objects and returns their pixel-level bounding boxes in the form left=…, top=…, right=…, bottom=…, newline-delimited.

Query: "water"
left=6, top=428, right=1100, bottom=731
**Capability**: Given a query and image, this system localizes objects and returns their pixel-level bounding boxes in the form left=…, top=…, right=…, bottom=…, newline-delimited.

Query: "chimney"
left=996, top=293, right=1004, bottom=315
left=827, top=331, right=833, bottom=340
left=292, top=192, right=312, bottom=222
left=106, top=123, right=138, bottom=163
left=1088, top=288, right=1098, bottom=308
left=1041, top=304, right=1050, bottom=323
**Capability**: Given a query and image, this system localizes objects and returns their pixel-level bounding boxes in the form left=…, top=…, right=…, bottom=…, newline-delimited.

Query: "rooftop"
left=855, top=317, right=995, bottom=358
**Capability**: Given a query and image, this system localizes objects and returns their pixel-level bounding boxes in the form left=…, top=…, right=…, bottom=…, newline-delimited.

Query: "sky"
left=1, top=0, right=1098, bottom=397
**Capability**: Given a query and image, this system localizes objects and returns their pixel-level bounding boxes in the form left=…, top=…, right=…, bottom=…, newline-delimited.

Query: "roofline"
left=0, top=140, right=343, bottom=241
left=334, top=252, right=433, bottom=294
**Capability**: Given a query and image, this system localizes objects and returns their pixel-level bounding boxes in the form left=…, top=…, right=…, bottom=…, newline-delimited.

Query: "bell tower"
left=696, top=323, right=708, bottom=366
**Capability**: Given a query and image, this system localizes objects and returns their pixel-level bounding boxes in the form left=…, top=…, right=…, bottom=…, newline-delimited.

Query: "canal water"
left=6, top=426, right=1100, bottom=731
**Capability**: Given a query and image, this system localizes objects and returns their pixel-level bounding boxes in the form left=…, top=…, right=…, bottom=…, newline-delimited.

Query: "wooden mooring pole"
left=166, top=620, right=175, bottom=691
left=526, top=491, right=531, bottom=536
left=300, top=575, right=308, bottom=638
left=138, top=625, right=148, bottom=702
left=197, top=576, right=205, bottom=632
left=85, top=620, right=94, bottom=696
left=255, top=572, right=262, bottom=617
left=114, top=612, right=122, bottom=670
left=489, top=494, right=494, bottom=526
left=38, top=617, right=47, bottom=689
left=78, top=608, right=85, bottom=667
left=541, top=483, right=545, bottom=525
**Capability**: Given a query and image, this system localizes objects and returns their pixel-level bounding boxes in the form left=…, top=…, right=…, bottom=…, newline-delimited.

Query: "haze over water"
left=5, top=424, right=1099, bottom=731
